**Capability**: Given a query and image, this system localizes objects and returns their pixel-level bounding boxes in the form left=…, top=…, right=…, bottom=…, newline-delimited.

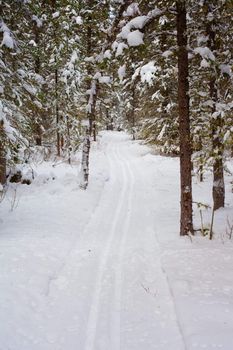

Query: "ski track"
left=153, top=219, right=188, bottom=350
left=0, top=132, right=190, bottom=350
left=84, top=140, right=131, bottom=350
left=122, top=143, right=186, bottom=350
left=44, top=142, right=113, bottom=297
left=111, top=146, right=135, bottom=350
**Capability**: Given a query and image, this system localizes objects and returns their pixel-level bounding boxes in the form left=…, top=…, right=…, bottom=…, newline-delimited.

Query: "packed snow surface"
left=0, top=132, right=233, bottom=350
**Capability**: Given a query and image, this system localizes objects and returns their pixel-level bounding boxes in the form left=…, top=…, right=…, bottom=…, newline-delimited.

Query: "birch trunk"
left=80, top=128, right=91, bottom=190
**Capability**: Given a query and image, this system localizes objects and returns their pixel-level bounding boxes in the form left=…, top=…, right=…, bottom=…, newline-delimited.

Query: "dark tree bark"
left=0, top=121, right=6, bottom=186
left=205, top=4, right=225, bottom=210
left=66, top=115, right=71, bottom=164
left=130, top=83, right=136, bottom=141
left=176, top=1, right=193, bottom=235
left=210, top=78, right=225, bottom=210
left=55, top=67, right=61, bottom=156
left=34, top=21, right=43, bottom=146
left=51, top=0, right=61, bottom=156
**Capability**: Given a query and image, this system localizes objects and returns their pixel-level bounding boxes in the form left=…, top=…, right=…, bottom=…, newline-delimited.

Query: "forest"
left=0, top=1, right=233, bottom=349
left=1, top=0, right=233, bottom=234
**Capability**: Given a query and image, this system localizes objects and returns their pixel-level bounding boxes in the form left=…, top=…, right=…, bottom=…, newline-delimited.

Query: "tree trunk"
left=176, top=1, right=193, bottom=235
left=86, top=3, right=98, bottom=142
left=0, top=121, right=6, bottom=186
left=210, top=78, right=225, bottom=210
left=206, top=6, right=225, bottom=210
left=51, top=0, right=60, bottom=156
left=34, top=21, right=43, bottom=146
left=66, top=115, right=71, bottom=164
left=55, top=67, right=60, bottom=156
left=80, top=128, right=91, bottom=190
left=89, top=81, right=98, bottom=142
left=131, top=84, right=136, bottom=140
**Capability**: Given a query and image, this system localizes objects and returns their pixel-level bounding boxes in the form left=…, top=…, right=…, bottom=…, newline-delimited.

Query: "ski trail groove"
left=44, top=142, right=113, bottom=297
left=150, top=183, right=187, bottom=350
left=84, top=142, right=128, bottom=350
left=112, top=147, right=135, bottom=350
left=128, top=151, right=187, bottom=350
left=160, top=263, right=188, bottom=350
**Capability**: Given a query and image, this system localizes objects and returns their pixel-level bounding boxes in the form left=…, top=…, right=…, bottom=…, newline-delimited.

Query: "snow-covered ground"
left=0, top=131, right=233, bottom=350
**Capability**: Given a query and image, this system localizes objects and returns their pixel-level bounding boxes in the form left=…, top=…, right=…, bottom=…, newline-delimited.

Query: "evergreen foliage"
left=0, top=0, right=232, bottom=234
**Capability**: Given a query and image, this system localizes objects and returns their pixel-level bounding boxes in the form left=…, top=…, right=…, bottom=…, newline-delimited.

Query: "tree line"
left=0, top=0, right=232, bottom=236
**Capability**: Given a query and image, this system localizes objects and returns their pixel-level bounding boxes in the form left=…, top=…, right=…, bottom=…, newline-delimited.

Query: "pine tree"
left=176, top=0, right=193, bottom=235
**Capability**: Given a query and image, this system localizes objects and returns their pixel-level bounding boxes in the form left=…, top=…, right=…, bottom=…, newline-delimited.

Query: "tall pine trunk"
left=206, top=4, right=225, bottom=210
left=55, top=67, right=61, bottom=156
left=176, top=1, right=193, bottom=235
left=34, top=21, right=43, bottom=146
left=51, top=0, right=61, bottom=156
left=0, top=120, right=6, bottom=186
left=210, top=78, right=225, bottom=210
left=131, top=84, right=136, bottom=140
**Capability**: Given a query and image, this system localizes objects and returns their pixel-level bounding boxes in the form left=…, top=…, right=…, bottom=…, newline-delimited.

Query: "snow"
left=75, top=16, right=83, bottom=25
left=201, top=58, right=210, bottom=68
left=197, top=35, right=208, bottom=46
left=119, top=9, right=162, bottom=42
left=194, top=47, right=215, bottom=61
left=0, top=21, right=14, bottom=49
left=23, top=83, right=37, bottom=96
left=128, top=16, right=148, bottom=29
left=162, top=50, right=173, bottom=58
left=220, top=64, right=232, bottom=77
left=93, top=72, right=101, bottom=80
left=0, top=100, right=3, bottom=121
left=118, top=64, right=126, bottom=82
left=86, top=81, right=96, bottom=113
left=93, top=72, right=111, bottom=84
left=115, top=42, right=128, bottom=57
left=3, top=118, right=16, bottom=142
left=84, top=56, right=95, bottom=63
left=0, top=132, right=233, bottom=350
left=1, top=30, right=14, bottom=49
left=52, top=11, right=60, bottom=19
left=98, top=76, right=111, bottom=84
left=123, top=3, right=140, bottom=17
left=127, top=30, right=144, bottom=47
left=29, top=39, right=37, bottom=47
left=118, top=16, right=146, bottom=46
left=0, top=103, right=15, bottom=141
left=140, top=61, right=157, bottom=84
left=103, top=50, right=112, bottom=59
left=32, top=15, right=43, bottom=28
left=159, top=15, right=168, bottom=25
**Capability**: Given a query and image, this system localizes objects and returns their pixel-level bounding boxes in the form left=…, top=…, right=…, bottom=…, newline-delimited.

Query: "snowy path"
left=40, top=132, right=184, bottom=350
left=1, top=132, right=233, bottom=350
